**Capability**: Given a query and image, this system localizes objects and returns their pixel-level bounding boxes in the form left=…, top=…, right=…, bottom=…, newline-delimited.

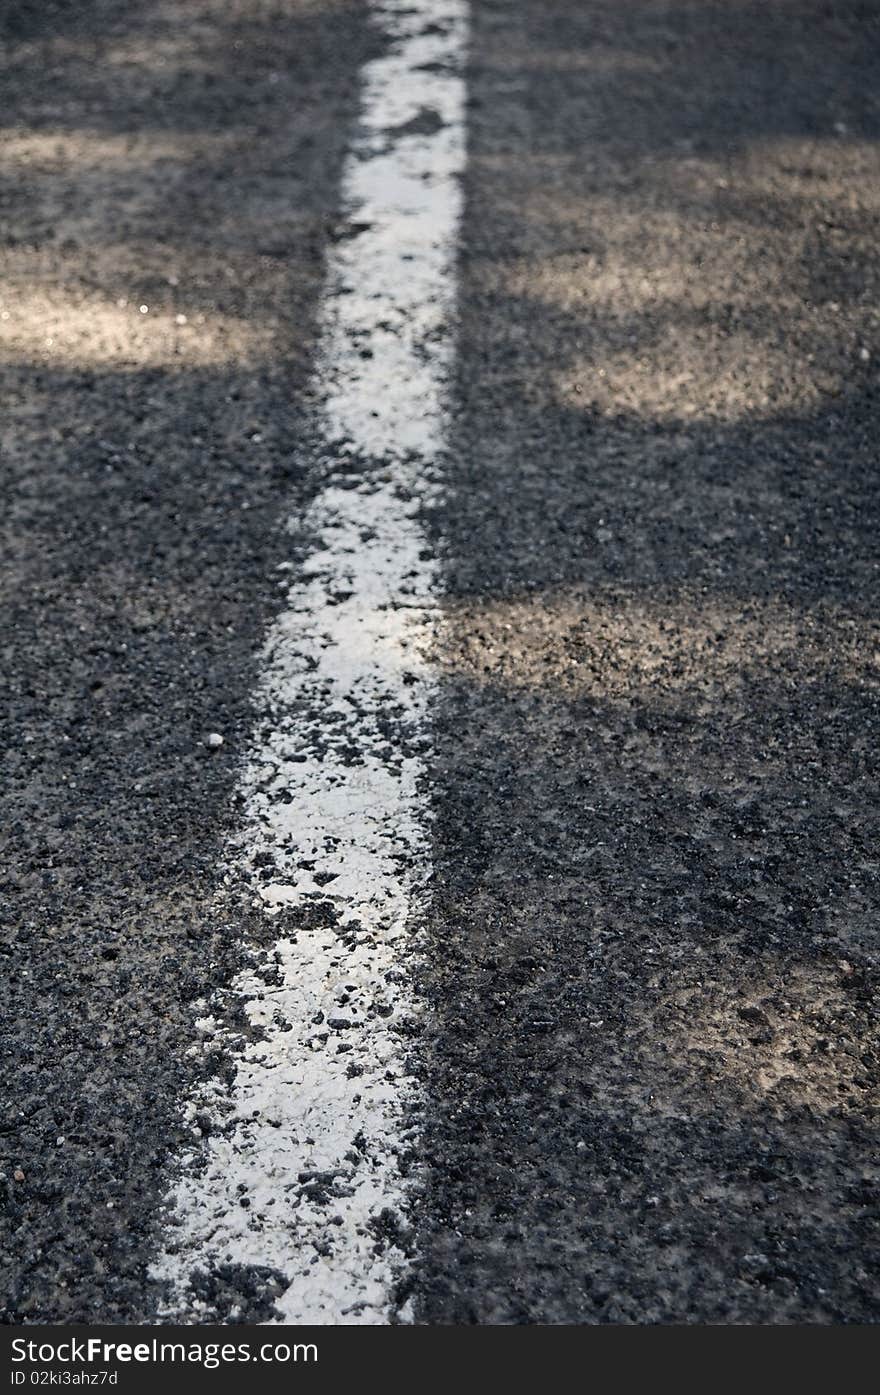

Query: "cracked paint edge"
left=149, top=0, right=469, bottom=1325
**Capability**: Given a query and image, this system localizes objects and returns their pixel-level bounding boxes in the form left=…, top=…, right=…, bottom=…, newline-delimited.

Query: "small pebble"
left=205, top=732, right=224, bottom=749
left=13, top=1169, right=25, bottom=1182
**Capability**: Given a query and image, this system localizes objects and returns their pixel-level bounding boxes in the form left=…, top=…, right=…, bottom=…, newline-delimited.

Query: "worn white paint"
left=150, top=0, right=468, bottom=1325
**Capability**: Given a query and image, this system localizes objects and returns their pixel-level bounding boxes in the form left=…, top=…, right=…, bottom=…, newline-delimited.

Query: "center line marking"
left=150, top=0, right=469, bottom=1325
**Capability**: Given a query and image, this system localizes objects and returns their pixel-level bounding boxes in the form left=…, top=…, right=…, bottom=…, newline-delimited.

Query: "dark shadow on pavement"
left=414, top=0, right=880, bottom=1324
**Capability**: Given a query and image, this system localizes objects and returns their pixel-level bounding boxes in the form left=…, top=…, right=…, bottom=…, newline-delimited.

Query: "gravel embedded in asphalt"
left=2, top=0, right=880, bottom=1325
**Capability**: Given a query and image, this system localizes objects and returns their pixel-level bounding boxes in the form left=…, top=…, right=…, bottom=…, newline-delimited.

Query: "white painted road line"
left=150, top=0, right=468, bottom=1325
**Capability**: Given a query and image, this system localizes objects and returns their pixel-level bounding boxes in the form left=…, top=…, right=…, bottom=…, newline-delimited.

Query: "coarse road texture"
left=2, top=0, right=880, bottom=1325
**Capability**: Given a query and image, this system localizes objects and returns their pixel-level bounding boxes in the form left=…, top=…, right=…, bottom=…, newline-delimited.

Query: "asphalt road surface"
left=2, top=0, right=880, bottom=1325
